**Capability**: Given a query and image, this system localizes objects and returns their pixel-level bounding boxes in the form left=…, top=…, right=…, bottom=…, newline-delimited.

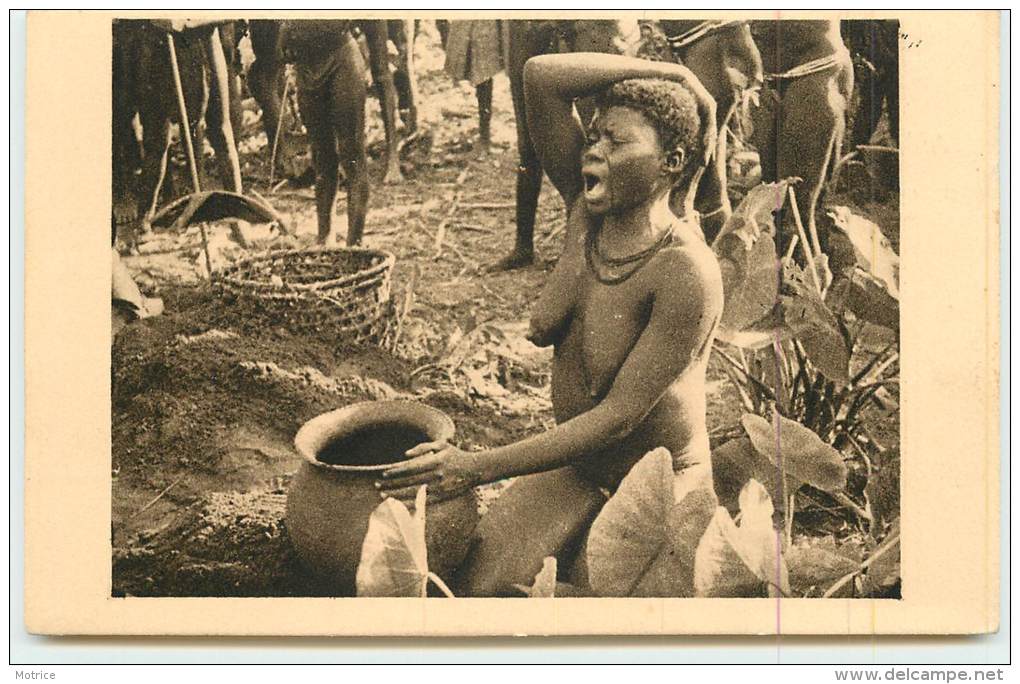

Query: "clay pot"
left=286, top=400, right=479, bottom=595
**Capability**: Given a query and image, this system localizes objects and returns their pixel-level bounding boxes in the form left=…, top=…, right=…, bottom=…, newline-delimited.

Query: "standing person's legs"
left=776, top=68, right=850, bottom=270
left=436, top=19, right=450, bottom=49
left=487, top=21, right=556, bottom=271
left=331, top=38, right=370, bottom=246
left=476, top=78, right=493, bottom=149
left=113, top=23, right=141, bottom=229
left=362, top=20, right=404, bottom=184
left=299, top=81, right=339, bottom=245
left=247, top=20, right=287, bottom=154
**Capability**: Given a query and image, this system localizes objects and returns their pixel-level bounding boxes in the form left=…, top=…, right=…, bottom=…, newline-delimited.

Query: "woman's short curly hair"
left=596, top=78, right=707, bottom=174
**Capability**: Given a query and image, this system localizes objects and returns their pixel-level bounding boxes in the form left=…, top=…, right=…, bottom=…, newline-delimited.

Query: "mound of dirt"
left=112, top=286, right=404, bottom=481
left=112, top=285, right=421, bottom=594
left=114, top=484, right=336, bottom=597
left=112, top=285, right=534, bottom=596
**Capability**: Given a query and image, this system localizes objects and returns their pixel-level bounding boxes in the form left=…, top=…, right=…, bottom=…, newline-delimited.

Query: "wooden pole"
left=204, top=25, right=243, bottom=192
left=204, top=25, right=250, bottom=249
left=166, top=32, right=212, bottom=278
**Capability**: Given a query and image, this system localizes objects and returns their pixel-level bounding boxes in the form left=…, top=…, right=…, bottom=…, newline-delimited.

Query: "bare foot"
left=113, top=195, right=139, bottom=227
left=475, top=140, right=495, bottom=158
left=486, top=248, right=535, bottom=272
left=382, top=160, right=405, bottom=185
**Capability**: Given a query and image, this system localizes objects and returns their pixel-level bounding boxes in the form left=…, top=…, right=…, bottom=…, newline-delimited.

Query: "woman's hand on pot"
left=376, top=444, right=480, bottom=503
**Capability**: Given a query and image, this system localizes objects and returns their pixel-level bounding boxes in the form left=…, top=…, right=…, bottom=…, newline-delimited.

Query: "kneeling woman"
left=378, top=53, right=725, bottom=596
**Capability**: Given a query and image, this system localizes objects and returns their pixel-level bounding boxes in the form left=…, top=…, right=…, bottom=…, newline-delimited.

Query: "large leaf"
left=694, top=480, right=789, bottom=597
left=861, top=519, right=901, bottom=597
left=356, top=487, right=429, bottom=597
left=827, top=206, right=899, bottom=298
left=713, top=181, right=793, bottom=333
left=782, top=259, right=850, bottom=383
left=587, top=448, right=718, bottom=597
left=741, top=413, right=848, bottom=493
left=514, top=557, right=558, bottom=598
left=848, top=268, right=900, bottom=331
left=711, top=436, right=784, bottom=515
left=865, top=451, right=900, bottom=531
left=786, top=542, right=861, bottom=597
left=714, top=308, right=792, bottom=351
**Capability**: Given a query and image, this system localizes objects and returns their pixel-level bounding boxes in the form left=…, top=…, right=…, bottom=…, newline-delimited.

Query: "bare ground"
left=113, top=28, right=899, bottom=596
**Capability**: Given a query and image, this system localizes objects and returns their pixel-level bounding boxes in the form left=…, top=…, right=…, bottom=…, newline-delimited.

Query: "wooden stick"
left=166, top=33, right=212, bottom=279
left=785, top=492, right=795, bottom=549
left=539, top=218, right=567, bottom=247
left=249, top=188, right=291, bottom=235
left=822, top=531, right=900, bottom=598
left=390, top=263, right=419, bottom=351
left=787, top=185, right=823, bottom=270
left=434, top=170, right=470, bottom=257
left=833, top=491, right=873, bottom=523
left=134, top=474, right=186, bottom=517
left=459, top=202, right=515, bottom=210
left=204, top=26, right=250, bottom=250
left=452, top=223, right=493, bottom=234
left=268, top=74, right=291, bottom=191
left=787, top=186, right=822, bottom=295
left=205, top=27, right=243, bottom=192
left=783, top=233, right=800, bottom=261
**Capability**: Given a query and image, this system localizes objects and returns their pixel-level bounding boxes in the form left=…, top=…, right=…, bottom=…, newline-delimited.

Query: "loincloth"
left=764, top=48, right=852, bottom=85
left=443, top=20, right=509, bottom=86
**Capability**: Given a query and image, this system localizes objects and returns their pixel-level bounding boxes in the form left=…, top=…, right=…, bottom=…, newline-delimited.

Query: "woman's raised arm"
left=523, top=53, right=718, bottom=206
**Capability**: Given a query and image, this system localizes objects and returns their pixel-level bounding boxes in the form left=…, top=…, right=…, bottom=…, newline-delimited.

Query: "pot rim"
left=294, top=399, right=455, bottom=472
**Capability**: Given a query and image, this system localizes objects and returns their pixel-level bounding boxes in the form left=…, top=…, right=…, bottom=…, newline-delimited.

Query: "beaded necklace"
left=584, top=219, right=675, bottom=285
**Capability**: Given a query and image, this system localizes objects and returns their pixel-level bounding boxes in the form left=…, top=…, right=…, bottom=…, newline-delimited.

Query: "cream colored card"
left=24, top=10, right=1000, bottom=635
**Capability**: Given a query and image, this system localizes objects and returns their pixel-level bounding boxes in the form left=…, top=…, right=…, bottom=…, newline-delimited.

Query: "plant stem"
left=787, top=186, right=822, bottom=295
left=428, top=572, right=456, bottom=598
left=268, top=74, right=291, bottom=191
left=822, top=531, right=900, bottom=598
left=785, top=492, right=795, bottom=549
left=719, top=362, right=755, bottom=413
left=833, top=491, right=872, bottom=524
left=784, top=234, right=800, bottom=261
left=714, top=346, right=777, bottom=401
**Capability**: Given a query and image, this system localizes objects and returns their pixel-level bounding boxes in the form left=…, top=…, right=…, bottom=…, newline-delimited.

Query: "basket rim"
left=215, top=246, right=395, bottom=293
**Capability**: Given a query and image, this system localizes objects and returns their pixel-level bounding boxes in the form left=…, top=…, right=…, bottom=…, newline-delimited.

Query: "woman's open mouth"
left=583, top=172, right=607, bottom=202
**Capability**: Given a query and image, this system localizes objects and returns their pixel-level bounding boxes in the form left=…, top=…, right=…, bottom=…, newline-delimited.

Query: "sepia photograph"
left=107, top=16, right=904, bottom=602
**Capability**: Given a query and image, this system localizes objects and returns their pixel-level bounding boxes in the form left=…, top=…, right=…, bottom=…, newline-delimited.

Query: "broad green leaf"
left=786, top=543, right=861, bottom=597
left=865, top=451, right=900, bottom=531
left=355, top=487, right=429, bottom=597
left=827, top=206, right=899, bottom=298
left=848, top=268, right=900, bottom=331
left=713, top=182, right=792, bottom=333
left=514, top=556, right=558, bottom=598
left=861, top=519, right=901, bottom=597
left=694, top=507, right=761, bottom=596
left=741, top=413, right=848, bottom=493
left=587, top=448, right=718, bottom=597
left=782, top=259, right=850, bottom=383
left=711, top=436, right=784, bottom=515
left=715, top=326, right=784, bottom=351
left=713, top=180, right=793, bottom=249
left=694, top=480, right=789, bottom=597
left=714, top=310, right=791, bottom=350
left=737, top=480, right=785, bottom=591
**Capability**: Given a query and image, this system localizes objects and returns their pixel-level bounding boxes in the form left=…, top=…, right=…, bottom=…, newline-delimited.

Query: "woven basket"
left=215, top=247, right=396, bottom=346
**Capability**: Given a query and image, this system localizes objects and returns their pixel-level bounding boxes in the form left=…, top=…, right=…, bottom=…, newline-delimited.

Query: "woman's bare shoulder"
left=652, top=239, right=724, bottom=311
